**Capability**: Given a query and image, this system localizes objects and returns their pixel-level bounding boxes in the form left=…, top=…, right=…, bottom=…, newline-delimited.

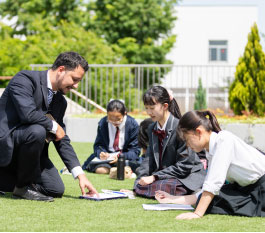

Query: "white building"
left=167, top=5, right=258, bottom=66
left=163, top=5, right=258, bottom=112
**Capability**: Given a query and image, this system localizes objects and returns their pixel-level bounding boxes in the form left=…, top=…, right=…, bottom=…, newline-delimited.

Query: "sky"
left=178, top=0, right=265, bottom=50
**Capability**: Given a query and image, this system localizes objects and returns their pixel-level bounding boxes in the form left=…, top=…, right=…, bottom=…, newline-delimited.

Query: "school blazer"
left=0, top=70, right=80, bottom=170
left=92, top=115, right=141, bottom=161
left=135, top=114, right=206, bottom=191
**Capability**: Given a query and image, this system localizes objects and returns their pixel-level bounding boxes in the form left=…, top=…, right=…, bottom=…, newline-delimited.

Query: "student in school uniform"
left=155, top=110, right=265, bottom=218
left=82, top=99, right=141, bottom=174
left=134, top=85, right=206, bottom=198
left=137, top=118, right=153, bottom=157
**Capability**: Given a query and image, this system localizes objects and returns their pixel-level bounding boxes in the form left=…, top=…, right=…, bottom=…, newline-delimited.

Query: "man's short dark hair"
left=51, top=51, right=89, bottom=72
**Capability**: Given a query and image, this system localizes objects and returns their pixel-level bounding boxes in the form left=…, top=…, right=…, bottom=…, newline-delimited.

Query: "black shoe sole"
left=12, top=194, right=54, bottom=202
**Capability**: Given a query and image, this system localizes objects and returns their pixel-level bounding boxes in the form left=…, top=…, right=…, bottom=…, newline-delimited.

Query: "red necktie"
left=153, top=129, right=166, bottom=170
left=113, top=126, right=120, bottom=151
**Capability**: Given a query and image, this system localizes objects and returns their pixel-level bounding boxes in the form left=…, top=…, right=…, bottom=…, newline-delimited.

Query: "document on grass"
left=90, top=152, right=119, bottom=164
left=142, top=204, right=194, bottom=211
left=80, top=192, right=128, bottom=201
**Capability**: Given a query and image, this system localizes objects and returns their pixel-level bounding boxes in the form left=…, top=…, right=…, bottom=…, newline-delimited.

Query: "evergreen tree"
left=194, top=78, right=207, bottom=110
left=229, top=23, right=265, bottom=116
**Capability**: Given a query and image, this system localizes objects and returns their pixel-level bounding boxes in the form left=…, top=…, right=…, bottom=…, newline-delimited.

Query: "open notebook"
left=90, top=152, right=119, bottom=164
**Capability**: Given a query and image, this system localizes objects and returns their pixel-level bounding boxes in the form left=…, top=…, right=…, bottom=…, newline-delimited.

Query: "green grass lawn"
left=0, top=142, right=265, bottom=232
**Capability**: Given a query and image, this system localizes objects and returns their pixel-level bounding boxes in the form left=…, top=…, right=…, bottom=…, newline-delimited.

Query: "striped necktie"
left=113, top=126, right=120, bottom=151
left=47, top=88, right=54, bottom=105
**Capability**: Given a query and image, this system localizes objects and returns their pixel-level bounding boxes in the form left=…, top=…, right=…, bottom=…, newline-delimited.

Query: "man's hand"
left=138, top=175, right=155, bottom=186
left=78, top=173, right=99, bottom=197
left=100, top=152, right=109, bottom=160
left=55, top=124, right=65, bottom=141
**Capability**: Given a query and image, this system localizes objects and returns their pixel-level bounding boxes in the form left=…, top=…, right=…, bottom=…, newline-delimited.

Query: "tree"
left=87, top=0, right=178, bottom=65
left=194, top=78, right=207, bottom=110
left=229, top=23, right=265, bottom=116
left=0, top=0, right=88, bottom=35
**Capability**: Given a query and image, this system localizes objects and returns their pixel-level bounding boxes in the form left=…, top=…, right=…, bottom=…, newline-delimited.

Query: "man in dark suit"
left=0, top=51, right=98, bottom=201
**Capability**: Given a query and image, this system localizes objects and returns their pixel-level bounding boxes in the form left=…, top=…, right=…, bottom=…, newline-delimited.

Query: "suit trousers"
left=0, top=124, right=65, bottom=197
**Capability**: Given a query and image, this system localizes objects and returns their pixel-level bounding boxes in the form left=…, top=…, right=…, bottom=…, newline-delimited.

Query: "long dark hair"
left=107, top=99, right=127, bottom=115
left=143, top=85, right=182, bottom=119
left=178, top=110, right=221, bottom=135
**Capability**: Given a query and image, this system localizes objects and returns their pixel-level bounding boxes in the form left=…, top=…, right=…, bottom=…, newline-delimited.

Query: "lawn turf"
left=0, top=142, right=264, bottom=232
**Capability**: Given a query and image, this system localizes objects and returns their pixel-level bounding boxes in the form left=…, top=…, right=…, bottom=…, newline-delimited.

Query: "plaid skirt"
left=199, top=174, right=265, bottom=217
left=134, top=178, right=192, bottom=198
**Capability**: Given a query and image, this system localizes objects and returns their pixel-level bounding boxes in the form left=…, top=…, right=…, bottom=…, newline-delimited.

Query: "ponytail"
left=178, top=110, right=221, bottom=134
left=169, top=98, right=182, bottom=119
left=202, top=110, right=221, bottom=133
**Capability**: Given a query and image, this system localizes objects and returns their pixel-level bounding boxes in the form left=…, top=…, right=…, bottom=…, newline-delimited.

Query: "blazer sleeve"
left=153, top=138, right=203, bottom=180
left=93, top=120, right=108, bottom=158
left=53, top=97, right=81, bottom=171
left=9, top=72, right=52, bottom=130
left=122, top=118, right=141, bottom=160
left=134, top=124, right=156, bottom=178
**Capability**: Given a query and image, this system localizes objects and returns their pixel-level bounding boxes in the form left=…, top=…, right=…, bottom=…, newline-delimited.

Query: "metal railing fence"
left=30, top=64, right=236, bottom=114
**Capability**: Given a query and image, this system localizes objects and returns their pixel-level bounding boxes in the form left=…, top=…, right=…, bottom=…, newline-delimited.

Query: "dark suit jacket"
left=0, top=70, right=80, bottom=170
left=135, top=114, right=206, bottom=191
left=92, top=115, right=141, bottom=161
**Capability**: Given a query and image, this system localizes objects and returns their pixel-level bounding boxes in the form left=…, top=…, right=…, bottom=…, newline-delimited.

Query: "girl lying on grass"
left=155, top=110, right=265, bottom=219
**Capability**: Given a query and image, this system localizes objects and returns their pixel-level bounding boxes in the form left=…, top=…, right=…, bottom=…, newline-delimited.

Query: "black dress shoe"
left=12, top=185, right=54, bottom=202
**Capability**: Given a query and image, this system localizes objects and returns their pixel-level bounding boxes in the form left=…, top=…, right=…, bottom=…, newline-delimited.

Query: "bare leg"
left=95, top=167, right=110, bottom=174
left=155, top=190, right=198, bottom=205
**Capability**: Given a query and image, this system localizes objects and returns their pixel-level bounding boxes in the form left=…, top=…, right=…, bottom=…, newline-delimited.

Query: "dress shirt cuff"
left=71, top=166, right=85, bottom=179
left=202, top=183, right=220, bottom=195
left=50, top=121, right=58, bottom=134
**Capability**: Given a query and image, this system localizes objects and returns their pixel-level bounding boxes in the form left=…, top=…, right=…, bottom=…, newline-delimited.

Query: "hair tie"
left=167, top=89, right=174, bottom=101
left=109, top=98, right=125, bottom=104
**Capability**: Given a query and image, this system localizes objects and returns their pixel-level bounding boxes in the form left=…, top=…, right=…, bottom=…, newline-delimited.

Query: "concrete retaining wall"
left=64, top=117, right=265, bottom=151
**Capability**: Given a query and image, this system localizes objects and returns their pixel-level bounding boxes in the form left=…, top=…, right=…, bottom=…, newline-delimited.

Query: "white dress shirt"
left=156, top=113, right=170, bottom=130
left=47, top=71, right=84, bottom=179
left=203, top=130, right=265, bottom=195
left=108, top=115, right=127, bottom=152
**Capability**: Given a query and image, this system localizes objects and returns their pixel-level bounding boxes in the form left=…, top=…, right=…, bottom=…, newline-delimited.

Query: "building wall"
left=167, top=6, right=258, bottom=66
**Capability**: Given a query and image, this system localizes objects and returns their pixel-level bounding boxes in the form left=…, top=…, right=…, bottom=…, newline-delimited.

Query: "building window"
left=209, top=40, right=228, bottom=62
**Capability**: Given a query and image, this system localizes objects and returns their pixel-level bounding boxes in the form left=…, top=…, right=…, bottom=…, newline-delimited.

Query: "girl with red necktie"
left=82, top=99, right=141, bottom=175
left=134, top=85, right=206, bottom=198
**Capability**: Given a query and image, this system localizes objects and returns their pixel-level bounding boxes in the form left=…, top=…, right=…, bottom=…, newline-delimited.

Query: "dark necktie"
left=153, top=129, right=166, bottom=170
left=47, top=88, right=54, bottom=105
left=113, top=126, right=120, bottom=151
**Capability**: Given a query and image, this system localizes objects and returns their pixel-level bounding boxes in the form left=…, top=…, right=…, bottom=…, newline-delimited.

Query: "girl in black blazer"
left=134, top=86, right=206, bottom=198
left=82, top=100, right=141, bottom=174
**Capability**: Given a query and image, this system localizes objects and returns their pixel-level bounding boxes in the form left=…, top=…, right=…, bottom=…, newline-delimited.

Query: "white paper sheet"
left=142, top=204, right=194, bottom=211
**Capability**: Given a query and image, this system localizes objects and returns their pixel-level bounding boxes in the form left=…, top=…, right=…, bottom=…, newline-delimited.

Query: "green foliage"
left=229, top=23, right=265, bottom=116
left=0, top=0, right=88, bottom=35
left=0, top=21, right=117, bottom=76
left=194, top=78, right=207, bottom=110
left=88, top=0, right=178, bottom=65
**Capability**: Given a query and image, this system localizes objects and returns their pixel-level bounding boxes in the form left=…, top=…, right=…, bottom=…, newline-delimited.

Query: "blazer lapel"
left=152, top=124, right=160, bottom=168
left=101, top=118, right=110, bottom=148
left=40, top=70, right=49, bottom=110
left=123, top=117, right=129, bottom=149
left=161, top=114, right=174, bottom=157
